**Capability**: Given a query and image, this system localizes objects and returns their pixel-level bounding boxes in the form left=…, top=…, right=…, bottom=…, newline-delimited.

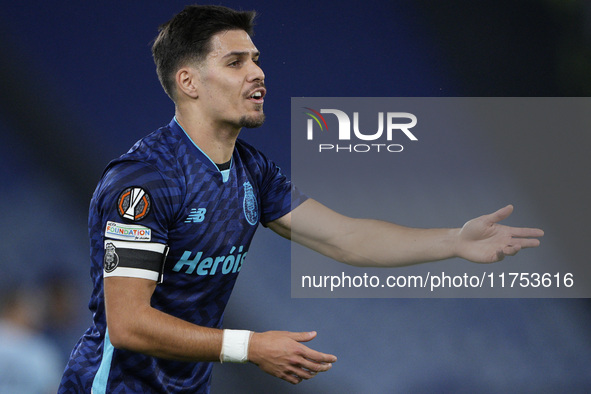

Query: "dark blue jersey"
left=59, top=118, right=306, bottom=393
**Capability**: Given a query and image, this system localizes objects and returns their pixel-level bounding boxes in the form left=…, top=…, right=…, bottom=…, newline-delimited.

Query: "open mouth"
left=247, top=88, right=266, bottom=103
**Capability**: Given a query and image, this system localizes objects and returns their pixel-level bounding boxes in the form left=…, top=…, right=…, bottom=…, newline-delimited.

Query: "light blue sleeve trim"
left=174, top=116, right=232, bottom=183
left=91, top=329, right=115, bottom=394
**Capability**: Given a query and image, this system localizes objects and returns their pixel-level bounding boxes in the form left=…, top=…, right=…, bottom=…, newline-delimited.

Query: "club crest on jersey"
left=243, top=181, right=258, bottom=225
left=104, top=242, right=119, bottom=273
left=117, top=187, right=151, bottom=221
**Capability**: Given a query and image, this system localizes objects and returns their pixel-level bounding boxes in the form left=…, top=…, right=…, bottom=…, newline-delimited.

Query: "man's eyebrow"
left=221, top=50, right=260, bottom=59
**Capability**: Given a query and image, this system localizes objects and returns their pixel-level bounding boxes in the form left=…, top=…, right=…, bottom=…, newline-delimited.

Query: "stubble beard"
left=239, top=107, right=266, bottom=128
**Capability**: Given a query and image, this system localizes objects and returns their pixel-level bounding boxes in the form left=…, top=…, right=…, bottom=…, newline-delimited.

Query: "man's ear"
left=175, top=67, right=199, bottom=99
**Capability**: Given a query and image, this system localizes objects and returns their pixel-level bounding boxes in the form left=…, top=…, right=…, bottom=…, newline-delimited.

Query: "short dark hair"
left=152, top=5, right=256, bottom=100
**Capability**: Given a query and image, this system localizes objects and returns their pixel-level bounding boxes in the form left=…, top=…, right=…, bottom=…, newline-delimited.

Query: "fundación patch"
left=105, top=221, right=152, bottom=241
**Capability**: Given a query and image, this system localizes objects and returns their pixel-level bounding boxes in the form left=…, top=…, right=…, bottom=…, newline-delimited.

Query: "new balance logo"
left=185, top=208, right=207, bottom=223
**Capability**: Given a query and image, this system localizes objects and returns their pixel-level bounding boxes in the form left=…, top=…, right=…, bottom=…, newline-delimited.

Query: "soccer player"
left=58, top=5, right=543, bottom=393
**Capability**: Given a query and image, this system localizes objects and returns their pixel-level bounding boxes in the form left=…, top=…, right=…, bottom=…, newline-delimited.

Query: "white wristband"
left=220, top=329, right=252, bottom=363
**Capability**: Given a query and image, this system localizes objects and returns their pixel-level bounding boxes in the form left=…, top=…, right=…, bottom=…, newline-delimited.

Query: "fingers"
left=286, top=335, right=336, bottom=384
left=489, top=205, right=544, bottom=240
left=489, top=205, right=544, bottom=253
left=282, top=358, right=334, bottom=384
left=285, top=374, right=303, bottom=385
left=250, top=330, right=337, bottom=385
left=515, top=237, right=541, bottom=249
left=502, top=244, right=522, bottom=257
left=499, top=234, right=542, bottom=259
left=287, top=331, right=337, bottom=363
left=298, top=342, right=337, bottom=364
left=287, top=330, right=317, bottom=343
left=493, top=235, right=542, bottom=262
left=508, top=226, right=544, bottom=251
left=489, top=204, right=514, bottom=223
left=510, top=226, right=545, bottom=239
left=299, top=356, right=334, bottom=374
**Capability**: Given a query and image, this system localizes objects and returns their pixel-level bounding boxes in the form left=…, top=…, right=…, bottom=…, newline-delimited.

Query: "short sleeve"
left=92, top=160, right=178, bottom=282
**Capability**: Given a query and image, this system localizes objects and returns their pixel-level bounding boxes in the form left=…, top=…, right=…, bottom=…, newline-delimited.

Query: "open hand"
left=248, top=330, right=337, bottom=385
left=456, top=205, right=544, bottom=263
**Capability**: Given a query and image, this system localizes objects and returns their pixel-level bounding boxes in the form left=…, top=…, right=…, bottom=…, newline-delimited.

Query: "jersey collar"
left=171, top=117, right=233, bottom=183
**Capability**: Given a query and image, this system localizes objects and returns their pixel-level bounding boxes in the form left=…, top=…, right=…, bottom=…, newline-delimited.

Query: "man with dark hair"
left=152, top=5, right=257, bottom=100
left=58, top=5, right=543, bottom=393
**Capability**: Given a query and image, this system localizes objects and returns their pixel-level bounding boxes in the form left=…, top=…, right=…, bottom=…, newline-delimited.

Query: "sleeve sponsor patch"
left=105, top=221, right=152, bottom=241
left=117, top=187, right=151, bottom=221
left=104, top=240, right=168, bottom=282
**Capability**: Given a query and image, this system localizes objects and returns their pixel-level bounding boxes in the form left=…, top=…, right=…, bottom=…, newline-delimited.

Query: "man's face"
left=195, top=29, right=266, bottom=130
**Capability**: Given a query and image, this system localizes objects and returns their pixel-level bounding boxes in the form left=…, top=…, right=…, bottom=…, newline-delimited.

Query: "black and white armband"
left=103, top=222, right=168, bottom=282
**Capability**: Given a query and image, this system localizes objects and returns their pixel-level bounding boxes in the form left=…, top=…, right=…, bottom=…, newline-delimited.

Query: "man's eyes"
left=228, top=58, right=260, bottom=67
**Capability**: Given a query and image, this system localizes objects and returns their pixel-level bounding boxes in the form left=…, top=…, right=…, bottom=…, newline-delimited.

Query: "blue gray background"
left=1, top=1, right=590, bottom=392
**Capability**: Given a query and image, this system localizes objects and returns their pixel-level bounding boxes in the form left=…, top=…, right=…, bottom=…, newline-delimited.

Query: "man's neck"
left=175, top=108, right=240, bottom=165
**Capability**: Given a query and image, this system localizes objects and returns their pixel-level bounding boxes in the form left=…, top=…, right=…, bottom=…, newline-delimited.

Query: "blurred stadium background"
left=0, top=1, right=590, bottom=392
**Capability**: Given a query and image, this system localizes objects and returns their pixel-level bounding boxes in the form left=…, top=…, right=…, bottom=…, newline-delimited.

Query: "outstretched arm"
left=268, top=199, right=543, bottom=266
